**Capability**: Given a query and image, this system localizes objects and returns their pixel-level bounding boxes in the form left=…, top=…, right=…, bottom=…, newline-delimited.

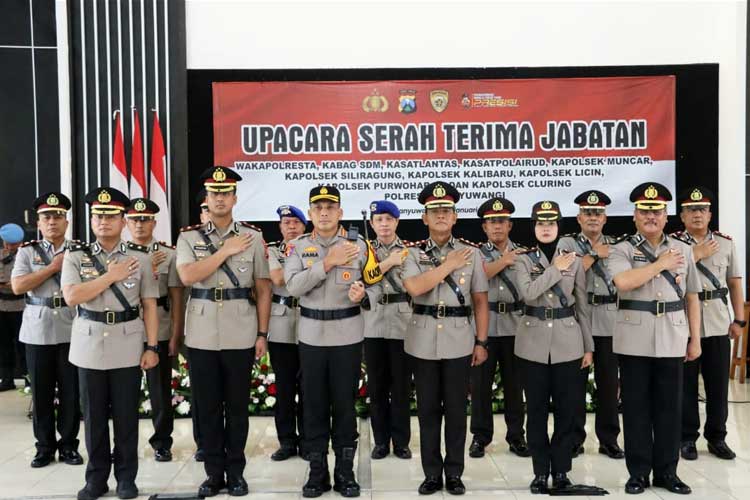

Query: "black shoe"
left=572, top=443, right=584, bottom=458
left=198, top=476, right=226, bottom=497
left=445, top=476, right=466, bottom=495
left=115, top=481, right=138, bottom=499
left=370, top=443, right=389, bottom=460
left=227, top=475, right=249, bottom=496
left=509, top=439, right=531, bottom=457
left=552, top=473, right=572, bottom=489
left=271, top=445, right=298, bottom=461
left=303, top=452, right=332, bottom=498
left=76, top=484, right=109, bottom=500
left=30, top=451, right=54, bottom=468
left=598, top=442, right=625, bottom=459
left=0, top=379, right=14, bottom=392
left=529, top=475, right=549, bottom=494
left=680, top=441, right=698, bottom=460
left=468, top=438, right=485, bottom=458
left=300, top=448, right=311, bottom=461
left=59, top=449, right=84, bottom=465
left=625, top=476, right=650, bottom=495
left=393, top=446, right=412, bottom=459
left=333, top=447, right=360, bottom=497
left=418, top=476, right=443, bottom=495
left=653, top=474, right=691, bottom=495
left=707, top=440, right=736, bottom=460
left=154, top=448, right=172, bottom=462
left=194, top=448, right=205, bottom=462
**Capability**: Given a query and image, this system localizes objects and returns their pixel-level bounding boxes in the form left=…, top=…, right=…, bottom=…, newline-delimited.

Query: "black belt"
left=77, top=306, right=140, bottom=325
left=25, top=296, right=68, bottom=309
left=272, top=294, right=299, bottom=308
left=156, top=295, right=170, bottom=310
left=618, top=298, right=685, bottom=316
left=587, top=292, right=618, bottom=305
left=412, top=304, right=472, bottom=319
left=190, top=287, right=253, bottom=302
left=0, top=291, right=23, bottom=300
left=300, top=305, right=360, bottom=321
left=698, top=288, right=728, bottom=302
left=523, top=305, right=576, bottom=321
left=489, top=301, right=524, bottom=314
left=378, top=293, right=410, bottom=305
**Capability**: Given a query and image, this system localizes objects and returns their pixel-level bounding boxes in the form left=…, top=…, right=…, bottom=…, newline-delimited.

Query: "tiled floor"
left=1, top=380, right=749, bottom=499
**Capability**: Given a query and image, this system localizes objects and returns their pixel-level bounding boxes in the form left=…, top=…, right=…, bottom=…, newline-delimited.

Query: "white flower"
left=257, top=385, right=265, bottom=394
left=176, top=400, right=191, bottom=415
left=172, top=369, right=180, bottom=378
left=181, top=376, right=190, bottom=388
left=266, top=373, right=275, bottom=383
left=492, top=383, right=498, bottom=391
left=141, top=400, right=152, bottom=413
left=265, top=396, right=276, bottom=408
left=252, top=397, right=259, bottom=404
left=585, top=393, right=593, bottom=404
left=172, top=395, right=184, bottom=405
left=258, top=374, right=266, bottom=381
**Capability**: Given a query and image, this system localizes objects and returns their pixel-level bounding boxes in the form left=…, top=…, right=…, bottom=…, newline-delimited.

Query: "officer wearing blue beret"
left=0, top=223, right=27, bottom=391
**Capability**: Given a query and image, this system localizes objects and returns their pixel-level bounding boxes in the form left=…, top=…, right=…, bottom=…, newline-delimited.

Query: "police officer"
left=557, top=191, right=625, bottom=460
left=515, top=200, right=593, bottom=494
left=0, top=223, right=26, bottom=390
left=364, top=200, right=413, bottom=460
left=284, top=185, right=383, bottom=498
left=672, top=187, right=743, bottom=461
left=61, top=187, right=160, bottom=500
left=11, top=193, right=82, bottom=468
left=469, top=197, right=530, bottom=459
left=401, top=182, right=489, bottom=496
left=176, top=166, right=272, bottom=498
left=609, top=182, right=701, bottom=495
left=125, top=198, right=184, bottom=462
left=267, top=204, right=306, bottom=462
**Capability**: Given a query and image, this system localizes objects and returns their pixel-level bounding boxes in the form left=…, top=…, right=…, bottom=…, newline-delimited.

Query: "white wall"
left=186, top=0, right=747, bottom=268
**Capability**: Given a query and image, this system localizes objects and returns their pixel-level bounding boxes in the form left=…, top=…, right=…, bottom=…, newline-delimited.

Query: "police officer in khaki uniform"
left=671, top=187, right=743, bottom=461
left=0, top=223, right=26, bottom=390
left=11, top=193, right=82, bottom=468
left=609, top=182, right=702, bottom=495
left=557, top=191, right=625, bottom=460
left=267, top=204, right=306, bottom=462
left=401, top=182, right=489, bottom=496
left=514, top=200, right=593, bottom=494
left=363, top=200, right=413, bottom=460
left=176, top=166, right=272, bottom=498
left=469, top=197, right=530, bottom=460
left=61, top=187, right=160, bottom=500
left=284, top=185, right=383, bottom=498
left=125, top=198, right=184, bottom=463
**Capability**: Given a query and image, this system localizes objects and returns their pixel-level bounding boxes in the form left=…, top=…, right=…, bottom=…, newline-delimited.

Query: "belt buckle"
left=105, top=311, right=116, bottom=325
left=704, top=290, right=713, bottom=300
left=591, top=294, right=600, bottom=306
left=52, top=296, right=62, bottom=309
left=214, top=287, right=224, bottom=302
left=497, top=302, right=507, bottom=314
left=656, top=300, right=666, bottom=317
left=291, top=297, right=299, bottom=308
left=379, top=294, right=389, bottom=305
left=544, top=308, right=554, bottom=321
left=436, top=304, right=446, bottom=319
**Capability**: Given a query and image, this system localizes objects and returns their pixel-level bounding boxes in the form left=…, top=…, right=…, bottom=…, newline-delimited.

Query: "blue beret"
left=0, top=223, right=24, bottom=244
left=369, top=200, right=400, bottom=219
left=276, top=205, right=307, bottom=225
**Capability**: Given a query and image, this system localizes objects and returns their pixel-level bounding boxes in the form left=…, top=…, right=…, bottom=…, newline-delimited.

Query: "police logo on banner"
left=429, top=90, right=449, bottom=112
left=398, top=90, right=417, bottom=114
left=362, top=91, right=389, bottom=112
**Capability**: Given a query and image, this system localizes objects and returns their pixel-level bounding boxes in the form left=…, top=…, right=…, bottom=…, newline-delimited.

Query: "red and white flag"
left=110, top=111, right=130, bottom=197
left=149, top=111, right=171, bottom=244
left=130, top=108, right=146, bottom=200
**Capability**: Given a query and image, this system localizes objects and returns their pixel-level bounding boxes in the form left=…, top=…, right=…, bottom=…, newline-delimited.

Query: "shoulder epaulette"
left=126, top=241, right=150, bottom=253
left=669, top=231, right=691, bottom=244
left=517, top=246, right=537, bottom=254
left=514, top=244, right=530, bottom=252
left=157, top=240, right=176, bottom=250
left=611, top=233, right=630, bottom=244
left=408, top=239, right=427, bottom=248
left=266, top=240, right=280, bottom=248
left=240, top=221, right=262, bottom=232
left=458, top=237, right=480, bottom=248
left=180, top=223, right=202, bottom=233
left=20, top=240, right=40, bottom=248
left=560, top=233, right=577, bottom=239
left=713, top=230, right=732, bottom=240
left=68, top=242, right=90, bottom=252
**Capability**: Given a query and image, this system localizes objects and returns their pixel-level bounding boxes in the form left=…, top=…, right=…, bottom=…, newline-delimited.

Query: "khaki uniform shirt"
left=268, top=241, right=299, bottom=344
left=402, top=237, right=489, bottom=360
left=671, top=230, right=740, bottom=338
left=284, top=227, right=377, bottom=347
left=13, top=239, right=75, bottom=345
left=176, top=220, right=270, bottom=351
left=479, top=240, right=524, bottom=338
left=61, top=240, right=159, bottom=370
left=557, top=233, right=620, bottom=337
left=0, top=249, right=25, bottom=312
left=514, top=248, right=594, bottom=364
left=609, top=233, right=701, bottom=358
left=363, top=238, right=411, bottom=340
left=141, top=239, right=182, bottom=342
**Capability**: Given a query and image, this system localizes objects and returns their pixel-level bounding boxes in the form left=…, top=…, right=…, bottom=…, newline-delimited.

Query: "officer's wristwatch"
left=475, top=338, right=489, bottom=349
left=144, top=344, right=160, bottom=354
left=257, top=331, right=268, bottom=339
left=733, top=319, right=747, bottom=328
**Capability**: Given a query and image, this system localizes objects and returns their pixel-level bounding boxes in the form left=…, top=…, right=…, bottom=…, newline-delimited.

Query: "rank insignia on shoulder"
left=458, top=237, right=480, bottom=248
left=713, top=230, right=732, bottom=240
left=126, top=242, right=149, bottom=253
left=180, top=224, right=202, bottom=233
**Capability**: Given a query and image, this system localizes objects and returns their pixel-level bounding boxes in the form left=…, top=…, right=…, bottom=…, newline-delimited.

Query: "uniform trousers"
left=268, top=341, right=304, bottom=448
left=619, top=354, right=683, bottom=478
left=411, top=354, right=471, bottom=478
left=470, top=336, right=525, bottom=445
left=364, top=338, right=412, bottom=448
left=521, top=357, right=581, bottom=476
left=145, top=340, right=174, bottom=450
left=188, top=347, right=254, bottom=478
left=26, top=342, right=80, bottom=454
left=682, top=335, right=730, bottom=443
left=79, top=365, right=141, bottom=488
left=573, top=336, right=621, bottom=446
left=299, top=341, right=361, bottom=454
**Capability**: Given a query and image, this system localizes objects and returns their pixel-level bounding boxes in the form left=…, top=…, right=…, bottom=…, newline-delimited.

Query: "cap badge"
left=320, top=187, right=329, bottom=195
left=432, top=184, right=446, bottom=198
left=134, top=199, right=147, bottom=212
left=690, top=189, right=702, bottom=201
left=46, top=194, right=59, bottom=206
left=492, top=200, right=503, bottom=211
left=370, top=203, right=377, bottom=212
left=212, top=168, right=226, bottom=182
left=587, top=192, right=599, bottom=205
left=97, top=190, right=111, bottom=204
left=541, top=201, right=552, bottom=210
left=645, top=185, right=658, bottom=199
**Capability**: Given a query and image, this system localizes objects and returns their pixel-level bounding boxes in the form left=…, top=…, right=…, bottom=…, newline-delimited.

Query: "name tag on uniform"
left=193, top=243, right=208, bottom=251
left=302, top=246, right=319, bottom=258
left=633, top=255, right=648, bottom=262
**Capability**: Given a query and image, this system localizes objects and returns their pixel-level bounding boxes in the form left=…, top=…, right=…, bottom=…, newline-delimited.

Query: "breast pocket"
left=711, top=255, right=728, bottom=277
left=617, top=310, right=642, bottom=325
left=230, top=253, right=255, bottom=286
left=335, top=266, right=359, bottom=286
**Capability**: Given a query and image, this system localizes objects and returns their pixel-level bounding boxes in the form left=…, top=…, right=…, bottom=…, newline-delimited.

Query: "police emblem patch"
left=429, top=90, right=449, bottom=112
left=398, top=90, right=416, bottom=114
